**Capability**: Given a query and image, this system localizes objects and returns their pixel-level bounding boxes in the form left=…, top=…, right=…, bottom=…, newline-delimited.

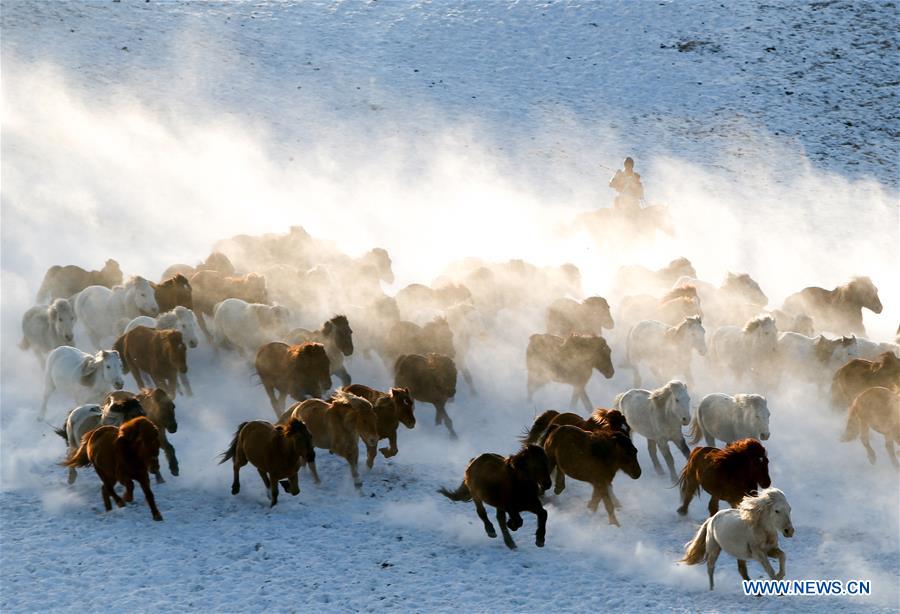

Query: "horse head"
left=736, top=394, right=770, bottom=441
left=163, top=331, right=188, bottom=375
left=145, top=387, right=177, bottom=433
left=118, top=417, right=161, bottom=473
left=584, top=296, right=614, bottom=330
left=172, top=306, right=200, bottom=348
left=325, top=315, right=354, bottom=356
left=131, top=276, right=160, bottom=316
left=97, top=350, right=125, bottom=390
left=741, top=487, right=793, bottom=538
left=848, top=277, right=882, bottom=314
left=613, top=431, right=642, bottom=479
left=390, top=387, right=416, bottom=429
left=511, top=445, right=552, bottom=493
left=725, top=272, right=768, bottom=307
left=734, top=438, right=771, bottom=489
left=49, top=298, right=76, bottom=344
left=678, top=316, right=707, bottom=356
left=744, top=315, right=778, bottom=354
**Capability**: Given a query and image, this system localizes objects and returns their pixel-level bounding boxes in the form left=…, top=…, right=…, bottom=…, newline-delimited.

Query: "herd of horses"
left=19, top=224, right=900, bottom=590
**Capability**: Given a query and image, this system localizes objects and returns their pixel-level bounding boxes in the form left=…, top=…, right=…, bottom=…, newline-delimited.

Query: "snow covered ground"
left=2, top=1, right=898, bottom=612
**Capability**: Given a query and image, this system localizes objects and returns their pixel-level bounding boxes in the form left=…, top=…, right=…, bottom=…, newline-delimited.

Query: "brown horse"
left=439, top=445, right=552, bottom=549
left=523, top=408, right=630, bottom=446
left=783, top=276, right=882, bottom=336
left=543, top=426, right=641, bottom=526
left=677, top=438, right=771, bottom=517
left=341, top=384, right=416, bottom=467
left=394, top=353, right=458, bottom=439
left=288, top=315, right=355, bottom=386
left=280, top=391, right=378, bottom=488
left=113, top=327, right=188, bottom=398
left=219, top=419, right=316, bottom=507
left=526, top=333, right=614, bottom=411
left=831, top=351, right=900, bottom=410
left=546, top=296, right=615, bottom=337
left=63, top=416, right=163, bottom=521
left=36, top=259, right=123, bottom=302
left=106, top=388, right=179, bottom=483
left=153, top=274, right=193, bottom=312
left=841, top=387, right=900, bottom=466
left=255, top=342, right=332, bottom=415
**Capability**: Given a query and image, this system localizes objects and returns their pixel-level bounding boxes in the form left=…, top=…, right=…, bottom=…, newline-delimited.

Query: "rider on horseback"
left=608, top=156, right=645, bottom=211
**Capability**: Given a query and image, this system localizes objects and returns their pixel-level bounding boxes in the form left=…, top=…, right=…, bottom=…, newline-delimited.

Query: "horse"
left=672, top=273, right=768, bottom=328
left=54, top=397, right=146, bottom=484
left=280, top=391, right=378, bottom=488
left=523, top=408, right=630, bottom=447
left=190, top=271, right=269, bottom=344
left=617, top=289, right=702, bottom=331
left=74, top=277, right=160, bottom=349
left=63, top=416, right=163, bottom=521
left=106, top=389, right=179, bottom=482
left=394, top=353, right=459, bottom=439
left=113, top=327, right=188, bottom=399
left=377, top=317, right=455, bottom=371
left=676, top=438, right=771, bottom=517
left=681, top=488, right=794, bottom=590
left=287, top=315, right=355, bottom=387
left=526, top=333, right=614, bottom=411
left=255, top=342, right=332, bottom=415
left=19, top=298, right=76, bottom=365
left=841, top=387, right=899, bottom=466
left=777, top=332, right=858, bottom=385
left=709, top=316, right=779, bottom=386
left=211, top=298, right=291, bottom=357
left=544, top=426, right=641, bottom=526
left=219, top=418, right=316, bottom=507
left=40, top=347, right=124, bottom=422
left=690, top=393, right=771, bottom=447
left=36, top=259, right=122, bottom=302
left=153, top=274, right=192, bottom=312
left=123, top=306, right=199, bottom=395
left=340, top=384, right=416, bottom=467
left=439, top=445, right=552, bottom=550
left=546, top=296, right=614, bottom=336
left=624, top=316, right=706, bottom=387
left=614, top=381, right=692, bottom=482
left=831, top=351, right=900, bottom=410
left=613, top=257, right=696, bottom=298
left=783, top=276, right=882, bottom=336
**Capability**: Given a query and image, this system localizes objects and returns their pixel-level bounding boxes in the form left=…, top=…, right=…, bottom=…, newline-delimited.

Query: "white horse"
left=709, top=316, right=778, bottom=385
left=673, top=273, right=768, bottom=327
left=55, top=398, right=145, bottom=483
left=854, top=336, right=900, bottom=360
left=625, top=316, right=706, bottom=387
left=614, top=380, right=692, bottom=482
left=19, top=298, right=77, bottom=365
left=74, top=276, right=159, bottom=348
left=690, top=393, right=771, bottom=447
left=211, top=298, right=291, bottom=356
left=40, top=346, right=124, bottom=421
left=681, top=488, right=794, bottom=590
left=777, top=332, right=857, bottom=384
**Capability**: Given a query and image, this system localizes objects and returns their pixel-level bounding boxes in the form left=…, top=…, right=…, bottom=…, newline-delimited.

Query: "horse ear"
left=81, top=356, right=99, bottom=378
left=323, top=320, right=333, bottom=335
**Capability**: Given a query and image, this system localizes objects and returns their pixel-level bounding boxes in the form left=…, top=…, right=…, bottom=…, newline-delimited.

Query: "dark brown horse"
left=63, top=416, right=163, bottom=521
left=153, top=274, right=193, bottom=312
left=677, top=438, right=771, bottom=517
left=439, top=445, right=552, bottom=550
left=783, top=276, right=882, bottom=336
left=526, top=333, right=614, bottom=411
left=341, top=384, right=416, bottom=467
left=543, top=426, right=641, bottom=526
left=219, top=419, right=316, bottom=507
left=106, top=388, right=179, bottom=483
left=523, top=407, right=630, bottom=446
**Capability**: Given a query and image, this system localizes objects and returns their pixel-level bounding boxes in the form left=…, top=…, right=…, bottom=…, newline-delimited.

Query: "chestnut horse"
left=677, top=438, right=771, bottom=517
left=523, top=408, right=630, bottom=447
left=439, top=445, right=552, bottom=550
left=63, top=416, right=163, bottom=521
left=543, top=426, right=641, bottom=526
left=340, top=384, right=416, bottom=467
left=219, top=419, right=316, bottom=507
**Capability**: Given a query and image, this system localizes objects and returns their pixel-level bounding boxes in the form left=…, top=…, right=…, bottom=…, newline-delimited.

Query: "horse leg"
left=507, top=510, right=524, bottom=531
left=768, top=547, right=786, bottom=580
left=307, top=460, right=321, bottom=485
left=122, top=478, right=135, bottom=503
left=136, top=474, right=163, bottom=521
left=68, top=465, right=77, bottom=485
left=553, top=466, right=566, bottom=495
left=162, top=436, right=179, bottom=477
left=753, top=549, right=779, bottom=580
left=380, top=433, right=398, bottom=458
left=461, top=365, right=476, bottom=396
left=579, top=388, right=593, bottom=413
left=257, top=468, right=271, bottom=489
left=632, top=364, right=642, bottom=388
left=496, top=509, right=517, bottom=549
left=100, top=484, right=113, bottom=511
left=268, top=473, right=279, bottom=507
left=859, top=427, right=876, bottom=464
left=263, top=384, right=280, bottom=417
left=335, top=366, right=351, bottom=387
left=179, top=372, right=193, bottom=397
left=737, top=559, right=751, bottom=581
left=886, top=435, right=898, bottom=469
left=706, top=538, right=721, bottom=590
left=365, top=442, right=376, bottom=469
left=39, top=373, right=55, bottom=422
left=609, top=483, right=622, bottom=509
left=676, top=436, right=691, bottom=459
left=347, top=448, right=362, bottom=488
left=196, top=311, right=214, bottom=345
left=587, top=485, right=602, bottom=513
left=659, top=441, right=678, bottom=483
left=647, top=439, right=664, bottom=475
left=473, top=498, right=497, bottom=538
left=532, top=503, right=548, bottom=547
left=598, top=483, right=619, bottom=526
left=526, top=374, right=538, bottom=402
left=436, top=403, right=458, bottom=440
left=231, top=452, right=247, bottom=495
left=707, top=496, right=720, bottom=517
left=131, top=368, right=147, bottom=391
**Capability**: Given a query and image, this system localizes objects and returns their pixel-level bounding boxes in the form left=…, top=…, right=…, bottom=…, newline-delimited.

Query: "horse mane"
left=738, top=487, right=786, bottom=528
left=277, top=417, right=311, bottom=439
left=328, top=314, right=349, bottom=327
left=675, top=315, right=702, bottom=333
left=720, top=439, right=767, bottom=471
left=331, top=390, right=372, bottom=412
left=649, top=382, right=675, bottom=405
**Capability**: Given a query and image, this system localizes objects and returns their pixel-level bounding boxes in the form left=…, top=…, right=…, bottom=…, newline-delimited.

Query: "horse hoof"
left=536, top=539, right=545, bottom=548
left=487, top=530, right=497, bottom=538
left=231, top=486, right=240, bottom=495
left=170, top=468, right=179, bottom=477
left=153, top=514, right=163, bottom=521
left=504, top=541, right=517, bottom=550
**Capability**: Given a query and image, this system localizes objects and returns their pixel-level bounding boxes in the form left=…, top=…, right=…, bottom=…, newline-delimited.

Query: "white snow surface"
left=2, top=1, right=899, bottom=612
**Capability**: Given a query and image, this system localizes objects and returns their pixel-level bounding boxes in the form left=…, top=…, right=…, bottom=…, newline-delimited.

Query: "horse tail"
left=611, top=392, right=624, bottom=410
left=840, top=407, right=861, bottom=442
left=218, top=422, right=248, bottom=464
left=438, top=481, right=472, bottom=502
left=53, top=425, right=68, bottom=441
left=688, top=414, right=703, bottom=446
left=676, top=451, right=701, bottom=512
left=61, top=437, right=91, bottom=469
left=521, top=410, right=559, bottom=446
left=680, top=517, right=710, bottom=565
